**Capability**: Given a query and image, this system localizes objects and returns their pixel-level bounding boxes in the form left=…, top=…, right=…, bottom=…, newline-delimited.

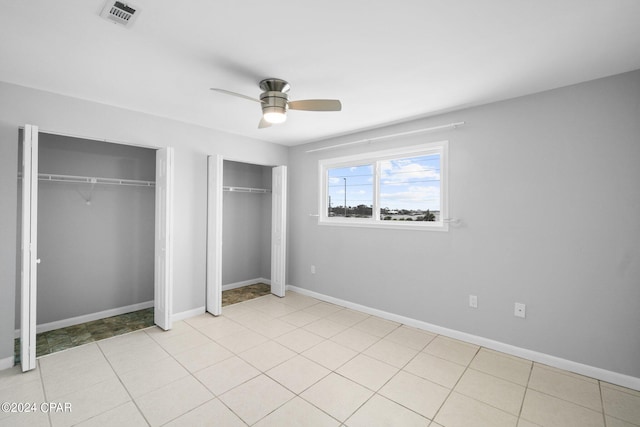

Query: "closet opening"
left=16, top=129, right=161, bottom=365
left=206, top=156, right=287, bottom=315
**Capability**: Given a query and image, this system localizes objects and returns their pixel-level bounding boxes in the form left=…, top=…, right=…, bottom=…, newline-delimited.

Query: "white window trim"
left=318, top=141, right=449, bottom=231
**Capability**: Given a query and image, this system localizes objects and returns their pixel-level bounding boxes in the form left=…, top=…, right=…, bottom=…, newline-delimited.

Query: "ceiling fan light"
left=263, top=107, right=287, bottom=124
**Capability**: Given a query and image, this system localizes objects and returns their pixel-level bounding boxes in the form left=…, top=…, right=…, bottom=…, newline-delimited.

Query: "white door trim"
left=206, top=155, right=223, bottom=316
left=271, top=165, right=287, bottom=297
left=154, top=147, right=174, bottom=330
left=20, top=124, right=38, bottom=372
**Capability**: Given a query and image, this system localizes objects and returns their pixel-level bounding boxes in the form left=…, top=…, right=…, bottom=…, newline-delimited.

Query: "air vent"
left=100, top=1, right=140, bottom=28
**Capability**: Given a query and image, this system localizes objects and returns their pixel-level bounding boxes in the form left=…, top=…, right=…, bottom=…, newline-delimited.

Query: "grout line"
left=599, top=381, right=608, bottom=427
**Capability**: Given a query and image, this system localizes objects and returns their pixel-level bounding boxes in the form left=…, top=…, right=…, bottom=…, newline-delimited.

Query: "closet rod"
left=223, top=186, right=271, bottom=194
left=37, top=173, right=155, bottom=187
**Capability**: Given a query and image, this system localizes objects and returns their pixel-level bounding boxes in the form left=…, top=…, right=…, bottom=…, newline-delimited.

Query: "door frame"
left=19, top=125, right=175, bottom=371
left=206, top=156, right=287, bottom=315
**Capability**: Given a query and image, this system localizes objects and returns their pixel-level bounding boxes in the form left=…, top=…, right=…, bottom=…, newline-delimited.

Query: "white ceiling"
left=1, top=1, right=639, bottom=146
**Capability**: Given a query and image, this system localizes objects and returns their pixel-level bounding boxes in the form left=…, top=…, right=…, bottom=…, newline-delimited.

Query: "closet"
left=221, top=160, right=273, bottom=292
left=16, top=131, right=156, bottom=349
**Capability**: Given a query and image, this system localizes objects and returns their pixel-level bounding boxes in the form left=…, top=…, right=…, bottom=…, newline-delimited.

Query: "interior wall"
left=287, top=69, right=640, bottom=379
left=222, top=160, right=272, bottom=285
left=0, top=81, right=288, bottom=365
left=14, top=133, right=156, bottom=326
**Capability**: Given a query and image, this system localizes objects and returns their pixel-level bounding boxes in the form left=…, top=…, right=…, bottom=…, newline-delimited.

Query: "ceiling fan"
left=211, top=78, right=342, bottom=128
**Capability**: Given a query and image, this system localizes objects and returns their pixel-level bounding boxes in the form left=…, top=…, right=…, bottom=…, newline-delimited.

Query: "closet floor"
left=14, top=283, right=272, bottom=365
left=222, top=282, right=271, bottom=306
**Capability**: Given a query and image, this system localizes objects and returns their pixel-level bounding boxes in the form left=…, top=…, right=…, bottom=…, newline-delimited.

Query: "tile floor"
left=1, top=291, right=638, bottom=427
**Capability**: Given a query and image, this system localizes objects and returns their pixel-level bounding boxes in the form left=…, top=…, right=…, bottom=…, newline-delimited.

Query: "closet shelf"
left=37, top=173, right=155, bottom=187
left=223, top=185, right=271, bottom=194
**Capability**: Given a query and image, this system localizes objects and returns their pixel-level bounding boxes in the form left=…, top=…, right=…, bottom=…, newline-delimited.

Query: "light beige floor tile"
left=604, top=415, right=640, bottom=427
left=331, top=327, right=380, bottom=352
left=304, top=318, right=349, bottom=338
left=254, top=397, right=340, bottom=427
left=251, top=300, right=299, bottom=317
left=250, top=317, right=298, bottom=338
left=194, top=355, right=260, bottom=396
left=280, top=293, right=322, bottom=310
left=0, top=410, right=50, bottom=427
left=41, top=357, right=117, bottom=399
left=163, top=398, right=245, bottom=427
left=275, top=328, right=325, bottom=353
left=266, top=355, right=331, bottom=394
left=516, top=419, right=541, bottom=427
left=454, top=369, right=526, bottom=415
left=182, top=312, right=220, bottom=329
left=135, top=376, right=213, bottom=427
left=363, top=338, right=419, bottom=368
left=103, top=339, right=170, bottom=375
left=97, top=329, right=155, bottom=356
left=0, top=377, right=45, bottom=414
left=0, top=365, right=42, bottom=391
left=239, top=340, right=296, bottom=371
left=153, top=329, right=212, bottom=356
left=535, top=363, right=598, bottom=383
left=346, top=394, right=430, bottom=427
left=172, top=340, right=233, bottom=373
left=38, top=343, right=105, bottom=372
left=215, top=328, right=269, bottom=353
left=220, top=302, right=256, bottom=318
left=602, top=385, right=640, bottom=425
left=301, top=373, right=373, bottom=422
left=404, top=352, right=466, bottom=388
left=197, top=317, right=248, bottom=340
left=384, top=326, right=437, bottom=350
left=379, top=371, right=449, bottom=419
left=75, top=401, right=147, bottom=427
left=337, top=354, right=399, bottom=391
left=279, top=310, right=321, bottom=327
left=229, top=309, right=275, bottom=328
left=430, top=423, right=445, bottom=427
left=601, top=382, right=640, bottom=398
left=118, top=356, right=189, bottom=397
left=434, top=392, right=518, bottom=427
left=423, top=336, right=479, bottom=366
left=145, top=321, right=194, bottom=339
left=353, top=317, right=400, bottom=337
left=325, top=308, right=369, bottom=327
left=520, top=389, right=605, bottom=427
left=49, top=377, right=130, bottom=427
left=469, top=348, right=532, bottom=386
left=302, top=339, right=358, bottom=370
left=528, top=364, right=602, bottom=411
left=219, top=374, right=294, bottom=425
left=303, top=302, right=345, bottom=318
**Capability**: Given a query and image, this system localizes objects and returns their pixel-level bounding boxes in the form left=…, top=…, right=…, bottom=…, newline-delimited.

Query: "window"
left=319, top=141, right=448, bottom=230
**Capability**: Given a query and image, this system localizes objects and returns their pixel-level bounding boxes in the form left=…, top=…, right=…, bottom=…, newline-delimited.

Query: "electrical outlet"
left=469, top=295, right=478, bottom=308
left=514, top=302, right=526, bottom=318
left=310, top=265, right=316, bottom=274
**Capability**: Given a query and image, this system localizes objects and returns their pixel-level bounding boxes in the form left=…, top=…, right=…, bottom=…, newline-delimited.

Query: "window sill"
left=318, top=219, right=449, bottom=232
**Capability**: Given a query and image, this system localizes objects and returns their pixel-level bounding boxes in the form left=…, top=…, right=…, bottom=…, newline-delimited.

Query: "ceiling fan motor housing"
left=259, top=79, right=290, bottom=120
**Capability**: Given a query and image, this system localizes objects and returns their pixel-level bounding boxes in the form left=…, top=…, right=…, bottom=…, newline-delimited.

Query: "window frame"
left=318, top=141, right=449, bottom=231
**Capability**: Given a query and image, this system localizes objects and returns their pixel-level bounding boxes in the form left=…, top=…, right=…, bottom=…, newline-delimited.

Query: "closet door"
left=206, top=155, right=223, bottom=315
left=20, top=125, right=38, bottom=372
left=271, top=165, right=287, bottom=297
left=154, top=147, right=174, bottom=330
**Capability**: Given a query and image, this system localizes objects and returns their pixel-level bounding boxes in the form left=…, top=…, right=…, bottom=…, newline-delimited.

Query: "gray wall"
left=288, top=70, right=640, bottom=378
left=14, top=134, right=156, bottom=325
left=222, top=161, right=272, bottom=285
left=0, top=81, right=288, bottom=365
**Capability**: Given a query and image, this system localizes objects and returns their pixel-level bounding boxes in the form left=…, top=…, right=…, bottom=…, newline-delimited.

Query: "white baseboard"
left=0, top=356, right=14, bottom=371
left=172, top=306, right=205, bottom=322
left=14, top=300, right=154, bottom=338
left=222, top=278, right=271, bottom=291
left=287, top=285, right=640, bottom=391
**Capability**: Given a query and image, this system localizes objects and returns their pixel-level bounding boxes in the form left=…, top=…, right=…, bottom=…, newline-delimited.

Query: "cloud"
left=380, top=158, right=440, bottom=186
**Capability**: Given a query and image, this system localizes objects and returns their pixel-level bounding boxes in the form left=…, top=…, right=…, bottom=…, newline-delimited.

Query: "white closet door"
left=20, top=125, right=38, bottom=372
left=206, top=155, right=223, bottom=315
left=154, top=147, right=174, bottom=330
left=271, top=165, right=287, bottom=297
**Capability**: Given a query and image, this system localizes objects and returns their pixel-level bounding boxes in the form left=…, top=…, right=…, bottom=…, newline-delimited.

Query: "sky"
left=327, top=153, right=441, bottom=212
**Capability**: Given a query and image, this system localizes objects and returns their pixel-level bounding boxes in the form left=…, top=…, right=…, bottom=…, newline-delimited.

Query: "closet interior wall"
left=15, top=132, right=156, bottom=329
left=222, top=160, right=272, bottom=287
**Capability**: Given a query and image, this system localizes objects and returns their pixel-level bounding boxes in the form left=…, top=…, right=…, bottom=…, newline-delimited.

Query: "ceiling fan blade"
left=210, top=88, right=263, bottom=103
left=258, top=117, right=272, bottom=129
left=288, top=99, right=342, bottom=111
